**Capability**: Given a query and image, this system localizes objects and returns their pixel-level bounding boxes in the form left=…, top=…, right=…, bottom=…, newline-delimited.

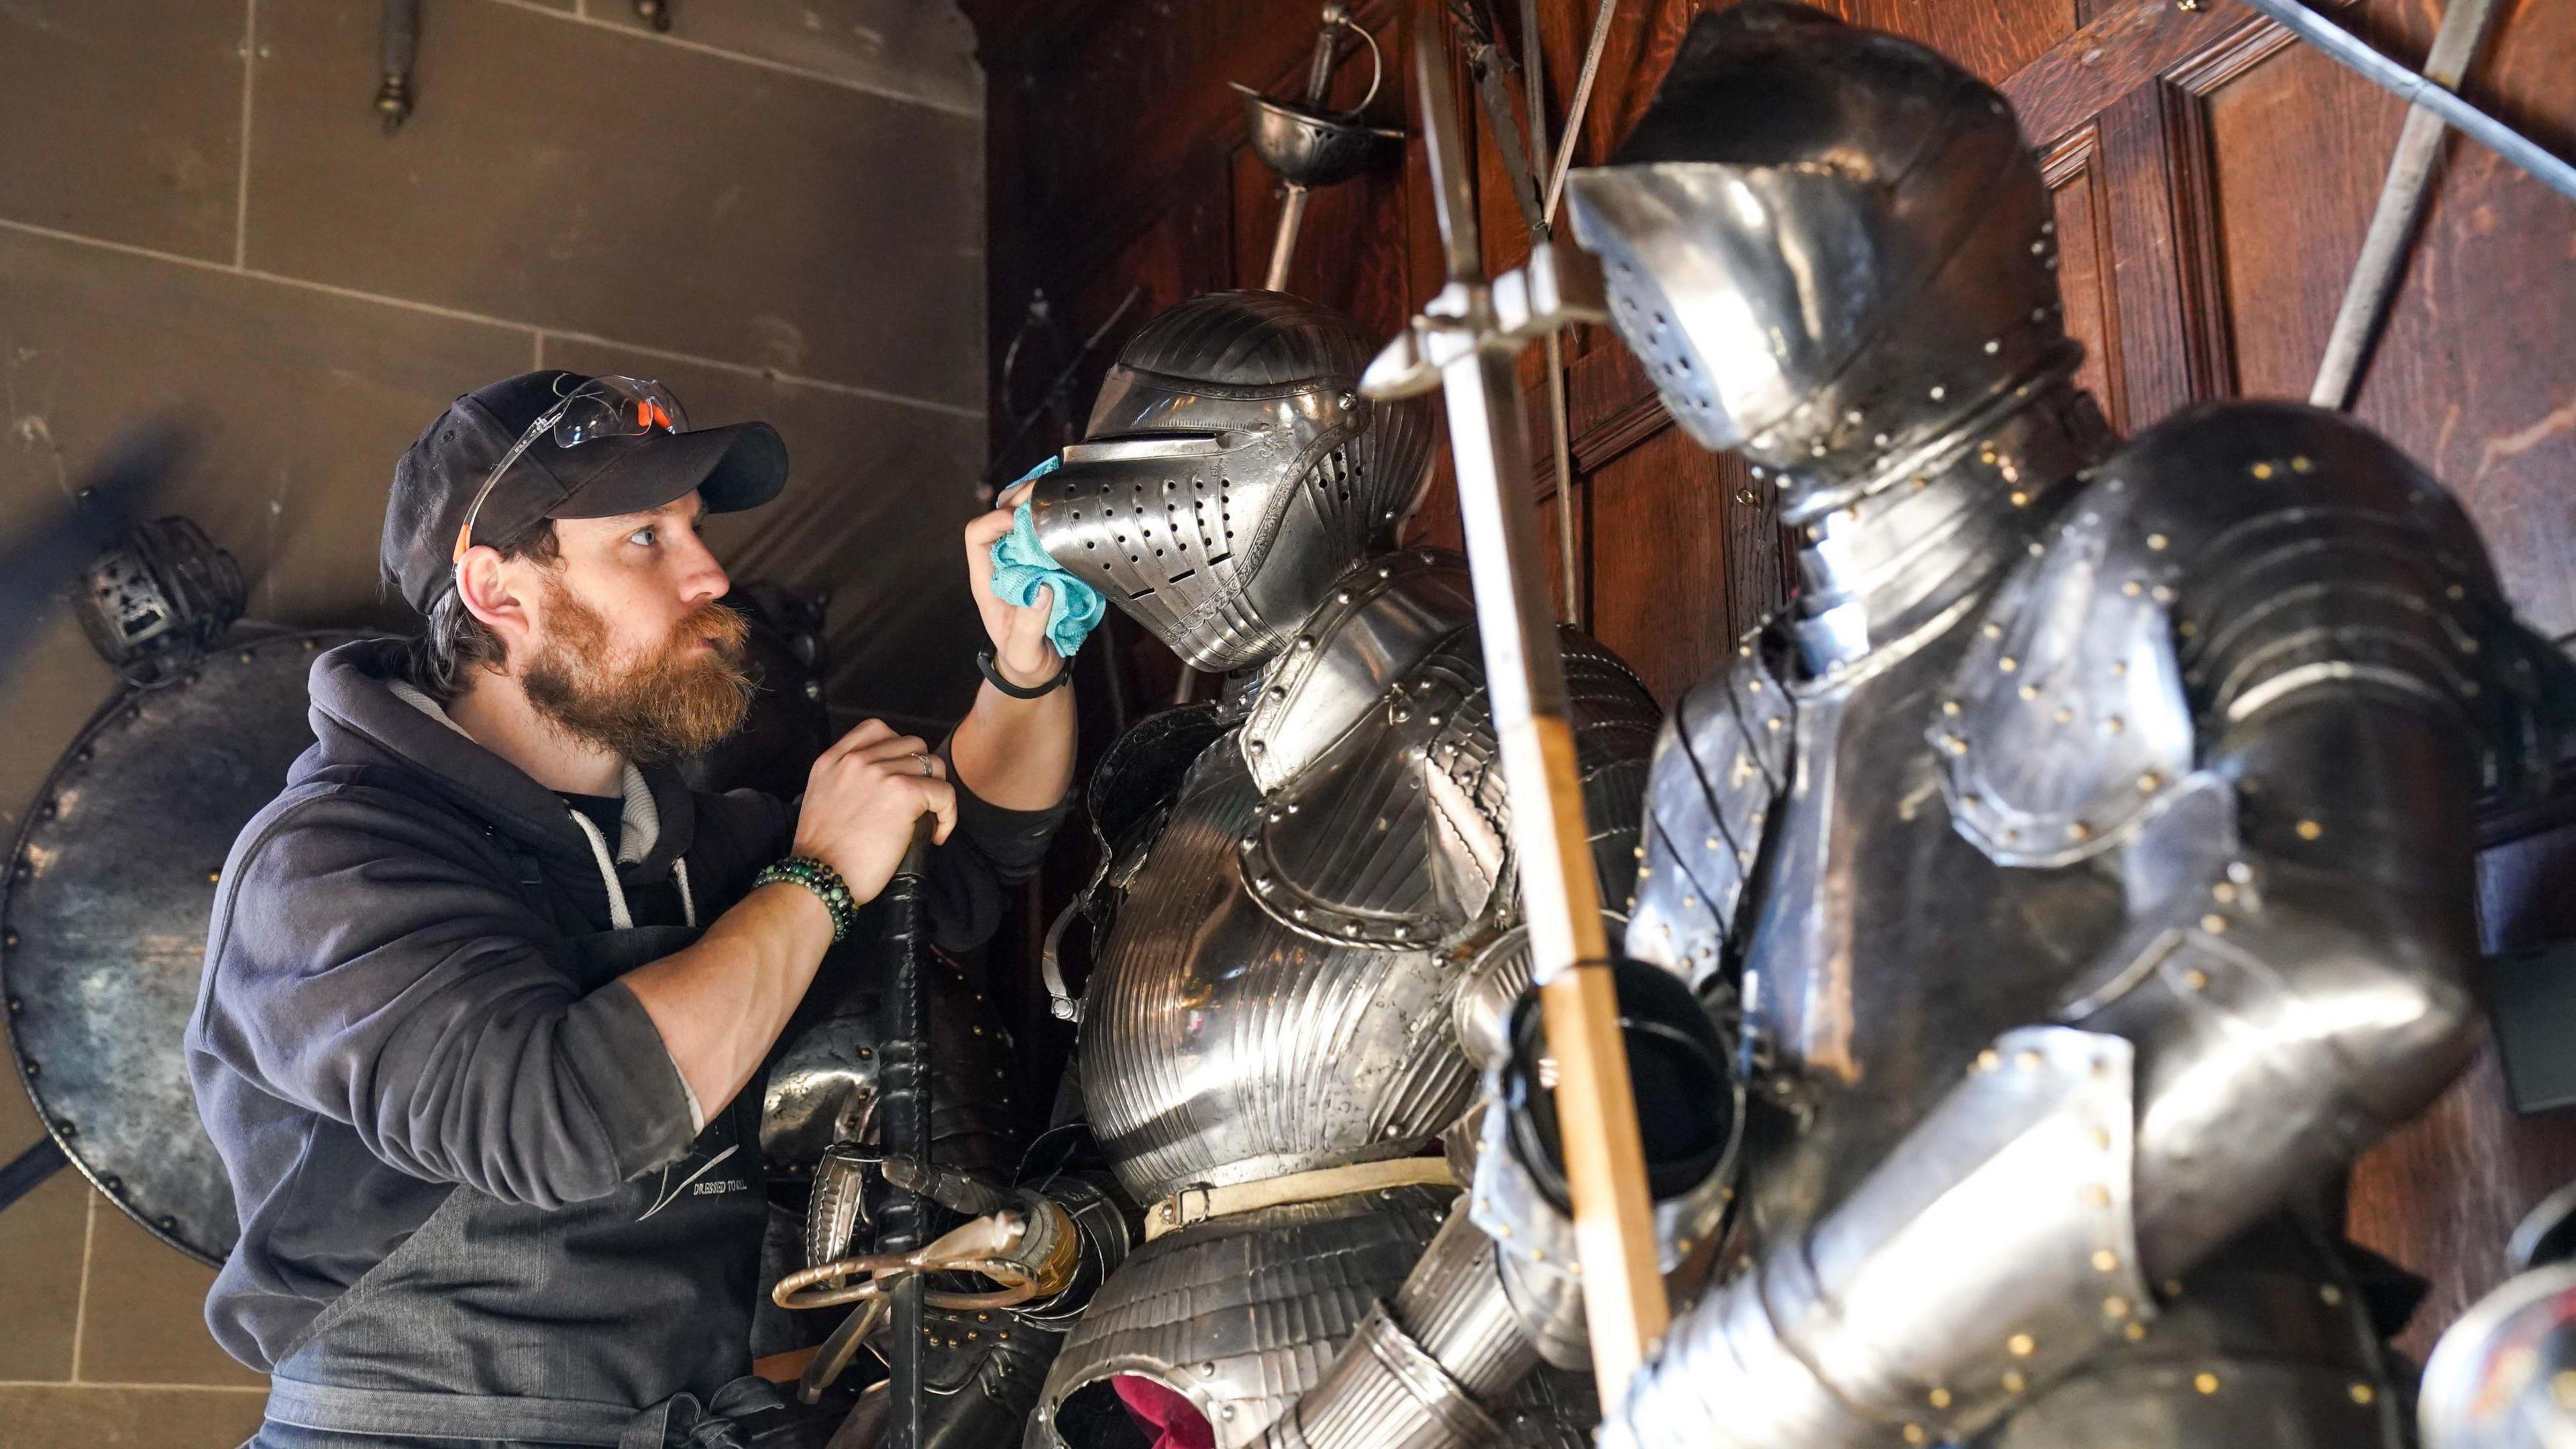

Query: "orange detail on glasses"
left=452, top=519, right=476, bottom=565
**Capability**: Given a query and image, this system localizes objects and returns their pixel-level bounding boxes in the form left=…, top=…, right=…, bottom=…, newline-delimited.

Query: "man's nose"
left=676, top=531, right=730, bottom=606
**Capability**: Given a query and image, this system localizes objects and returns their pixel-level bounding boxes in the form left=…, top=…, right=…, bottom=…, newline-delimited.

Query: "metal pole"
left=2238, top=0, right=2576, bottom=205
left=2309, top=0, right=2499, bottom=409
left=1520, top=0, right=1583, bottom=627
left=1543, top=0, right=1619, bottom=222
left=1264, top=187, right=1313, bottom=292
left=1395, top=0, right=1670, bottom=1396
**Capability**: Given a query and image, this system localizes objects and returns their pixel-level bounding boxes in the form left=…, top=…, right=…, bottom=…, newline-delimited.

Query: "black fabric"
left=188, top=637, right=1067, bottom=1390
left=381, top=370, right=788, bottom=614
left=557, top=791, right=626, bottom=848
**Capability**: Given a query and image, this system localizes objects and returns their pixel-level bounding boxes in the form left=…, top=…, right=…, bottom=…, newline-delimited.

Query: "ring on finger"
left=910, top=751, right=938, bottom=778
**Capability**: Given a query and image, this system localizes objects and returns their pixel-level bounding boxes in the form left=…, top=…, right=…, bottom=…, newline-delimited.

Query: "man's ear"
left=455, top=546, right=537, bottom=657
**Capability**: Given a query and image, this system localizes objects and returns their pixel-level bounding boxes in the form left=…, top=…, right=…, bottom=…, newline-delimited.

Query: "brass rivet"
left=2182, top=967, right=2210, bottom=991
left=1928, top=1387, right=1953, bottom=1409
left=2121, top=580, right=2142, bottom=597
left=1943, top=699, right=1962, bottom=715
left=2200, top=914, right=2228, bottom=934
left=2008, top=1333, right=2036, bottom=1358
left=2320, top=1284, right=2345, bottom=1306
left=2104, top=1295, right=2131, bottom=1319
left=2137, top=771, right=2161, bottom=792
left=2086, top=1184, right=2112, bottom=1208
left=2349, top=1383, right=2375, bottom=1405
left=2009, top=490, right=2030, bottom=507
left=2292, top=455, right=2314, bottom=473
left=2068, top=822, right=2091, bottom=841
left=2212, top=881, right=2238, bottom=903
left=2147, top=533, right=2169, bottom=551
left=1975, top=1049, right=2001, bottom=1072
left=1904, top=1426, right=1927, bottom=1446
left=2124, top=1320, right=2147, bottom=1340
left=2002, top=1370, right=2027, bottom=1395
left=2019, top=684, right=2039, bottom=700
left=2194, top=1372, right=2220, bottom=1395
left=2251, top=462, right=2276, bottom=480
left=2296, top=819, right=2323, bottom=841
left=2092, top=1248, right=2119, bottom=1273
left=1998, top=657, right=2019, bottom=674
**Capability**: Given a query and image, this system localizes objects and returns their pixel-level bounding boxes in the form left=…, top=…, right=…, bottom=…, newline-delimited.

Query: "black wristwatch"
left=978, top=647, right=1070, bottom=699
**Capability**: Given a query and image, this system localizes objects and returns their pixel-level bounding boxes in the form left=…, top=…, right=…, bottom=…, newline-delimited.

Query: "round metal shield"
left=3, top=628, right=369, bottom=1265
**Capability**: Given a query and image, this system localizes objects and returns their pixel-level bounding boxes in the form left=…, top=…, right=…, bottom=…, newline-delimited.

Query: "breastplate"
left=1733, top=625, right=2126, bottom=1243
left=1077, top=550, right=1659, bottom=1208
left=1078, top=739, right=1482, bottom=1205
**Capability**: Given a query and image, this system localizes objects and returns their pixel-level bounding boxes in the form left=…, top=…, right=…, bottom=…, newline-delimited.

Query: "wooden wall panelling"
left=2174, top=0, right=2576, bottom=1355
left=1835, top=0, right=2079, bottom=83
left=2039, top=124, right=2132, bottom=431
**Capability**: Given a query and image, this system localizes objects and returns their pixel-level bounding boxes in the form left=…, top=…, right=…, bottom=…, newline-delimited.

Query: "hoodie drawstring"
left=566, top=808, right=634, bottom=931
left=566, top=808, right=696, bottom=932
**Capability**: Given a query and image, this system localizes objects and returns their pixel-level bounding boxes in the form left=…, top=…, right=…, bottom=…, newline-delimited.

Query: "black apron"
left=254, top=917, right=785, bottom=1448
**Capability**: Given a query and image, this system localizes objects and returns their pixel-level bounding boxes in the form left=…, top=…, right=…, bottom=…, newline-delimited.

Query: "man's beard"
left=523, top=581, right=753, bottom=764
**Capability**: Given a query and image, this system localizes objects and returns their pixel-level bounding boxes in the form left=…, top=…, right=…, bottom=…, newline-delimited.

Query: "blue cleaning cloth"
left=987, top=457, right=1104, bottom=659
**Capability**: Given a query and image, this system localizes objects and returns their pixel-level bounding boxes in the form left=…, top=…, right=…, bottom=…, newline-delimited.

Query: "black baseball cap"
left=382, top=370, right=789, bottom=614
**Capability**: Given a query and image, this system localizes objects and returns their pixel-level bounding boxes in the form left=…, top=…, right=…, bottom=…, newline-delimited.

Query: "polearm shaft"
left=2309, top=0, right=2498, bottom=409
left=2237, top=0, right=2576, bottom=205
left=1381, top=0, right=1668, bottom=1397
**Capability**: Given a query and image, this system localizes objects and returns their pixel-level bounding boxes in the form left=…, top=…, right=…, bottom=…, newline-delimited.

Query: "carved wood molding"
left=2001, top=0, right=2271, bottom=148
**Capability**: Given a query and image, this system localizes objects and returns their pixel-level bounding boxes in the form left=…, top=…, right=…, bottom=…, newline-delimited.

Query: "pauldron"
left=1234, top=548, right=1658, bottom=952
left=1936, top=402, right=2573, bottom=869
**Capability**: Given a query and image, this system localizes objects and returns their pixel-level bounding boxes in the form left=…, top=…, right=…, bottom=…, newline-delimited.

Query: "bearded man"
left=186, top=370, right=1077, bottom=1449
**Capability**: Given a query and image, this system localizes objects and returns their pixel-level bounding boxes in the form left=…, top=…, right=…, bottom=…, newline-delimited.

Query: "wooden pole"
left=1377, top=0, right=1670, bottom=1397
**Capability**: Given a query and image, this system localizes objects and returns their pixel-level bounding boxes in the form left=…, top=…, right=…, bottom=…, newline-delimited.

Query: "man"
left=186, top=370, right=1077, bottom=1448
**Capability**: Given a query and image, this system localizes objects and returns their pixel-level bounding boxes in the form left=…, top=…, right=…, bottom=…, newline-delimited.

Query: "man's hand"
left=792, top=720, right=957, bottom=905
left=964, top=477, right=1063, bottom=691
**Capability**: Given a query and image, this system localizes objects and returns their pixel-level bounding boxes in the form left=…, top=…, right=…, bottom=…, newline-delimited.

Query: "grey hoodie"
left=186, top=638, right=1062, bottom=1373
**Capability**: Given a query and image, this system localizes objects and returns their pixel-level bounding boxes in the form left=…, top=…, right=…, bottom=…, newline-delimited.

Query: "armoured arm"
left=1607, top=707, right=2482, bottom=1449
left=1270, top=961, right=1738, bottom=1449
left=197, top=794, right=698, bottom=1207
left=1607, top=408, right=2563, bottom=1449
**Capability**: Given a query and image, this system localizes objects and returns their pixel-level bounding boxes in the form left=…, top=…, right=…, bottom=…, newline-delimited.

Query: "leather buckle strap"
left=1143, top=1156, right=1457, bottom=1242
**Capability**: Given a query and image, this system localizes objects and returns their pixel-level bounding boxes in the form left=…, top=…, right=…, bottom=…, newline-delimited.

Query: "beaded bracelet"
left=753, top=855, right=858, bottom=942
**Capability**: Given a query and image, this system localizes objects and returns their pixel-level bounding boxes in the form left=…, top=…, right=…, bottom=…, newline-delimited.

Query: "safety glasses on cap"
left=450, top=374, right=690, bottom=567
